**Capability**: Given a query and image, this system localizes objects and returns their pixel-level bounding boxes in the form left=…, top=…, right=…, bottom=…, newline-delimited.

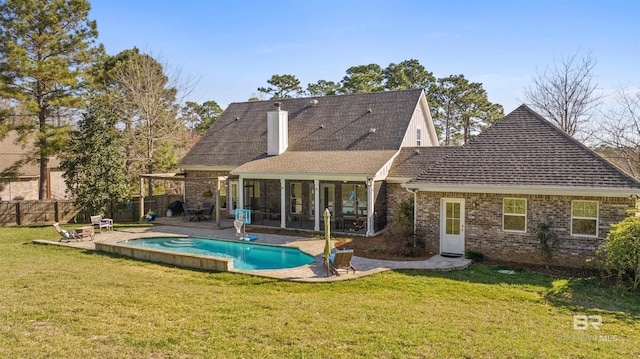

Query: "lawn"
left=1, top=226, right=638, bottom=358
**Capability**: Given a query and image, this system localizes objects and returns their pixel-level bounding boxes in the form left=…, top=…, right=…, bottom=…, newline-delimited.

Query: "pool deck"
left=34, top=224, right=471, bottom=282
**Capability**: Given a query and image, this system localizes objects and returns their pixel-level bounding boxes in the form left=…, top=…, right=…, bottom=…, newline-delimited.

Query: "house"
left=179, top=89, right=438, bottom=236
left=0, top=131, right=67, bottom=201
left=401, top=105, right=640, bottom=267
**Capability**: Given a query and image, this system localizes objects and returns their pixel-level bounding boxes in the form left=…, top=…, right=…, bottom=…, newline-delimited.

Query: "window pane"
left=573, top=201, right=597, bottom=218
left=504, top=215, right=525, bottom=231
left=504, top=199, right=526, bottom=215
left=573, top=218, right=597, bottom=236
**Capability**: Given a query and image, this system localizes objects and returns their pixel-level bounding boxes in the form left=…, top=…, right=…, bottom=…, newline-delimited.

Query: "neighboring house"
left=0, top=131, right=66, bottom=201
left=180, top=89, right=438, bottom=236
left=402, top=105, right=640, bottom=267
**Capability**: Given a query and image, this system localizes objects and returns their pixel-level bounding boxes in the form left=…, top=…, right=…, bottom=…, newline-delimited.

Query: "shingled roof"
left=388, top=146, right=458, bottom=181
left=180, top=89, right=425, bottom=169
left=406, top=105, right=640, bottom=194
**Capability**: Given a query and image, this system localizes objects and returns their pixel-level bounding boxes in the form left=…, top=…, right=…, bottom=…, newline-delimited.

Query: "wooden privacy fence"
left=0, top=194, right=183, bottom=226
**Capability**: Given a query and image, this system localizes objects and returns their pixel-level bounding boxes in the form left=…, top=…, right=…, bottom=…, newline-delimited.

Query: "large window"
left=572, top=200, right=598, bottom=237
left=341, top=184, right=367, bottom=216
left=416, top=128, right=422, bottom=146
left=503, top=198, right=527, bottom=232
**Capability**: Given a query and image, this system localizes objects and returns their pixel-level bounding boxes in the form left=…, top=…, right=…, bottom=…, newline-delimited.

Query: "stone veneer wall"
left=415, top=191, right=635, bottom=267
left=184, top=170, right=231, bottom=207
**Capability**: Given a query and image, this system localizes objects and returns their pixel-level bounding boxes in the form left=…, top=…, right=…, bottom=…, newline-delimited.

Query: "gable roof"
left=387, top=146, right=459, bottom=182
left=180, top=89, right=425, bottom=169
left=405, top=105, right=640, bottom=196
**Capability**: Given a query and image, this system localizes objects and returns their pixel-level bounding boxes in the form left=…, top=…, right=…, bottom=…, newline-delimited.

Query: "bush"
left=386, top=198, right=425, bottom=257
left=597, top=215, right=640, bottom=291
left=464, top=250, right=484, bottom=262
left=536, top=218, right=558, bottom=269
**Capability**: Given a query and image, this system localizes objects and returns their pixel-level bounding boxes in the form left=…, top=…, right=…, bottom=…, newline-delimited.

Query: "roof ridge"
left=227, top=88, right=425, bottom=106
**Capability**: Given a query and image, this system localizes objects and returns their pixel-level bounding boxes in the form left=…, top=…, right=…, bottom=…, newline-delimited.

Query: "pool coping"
left=33, top=225, right=472, bottom=282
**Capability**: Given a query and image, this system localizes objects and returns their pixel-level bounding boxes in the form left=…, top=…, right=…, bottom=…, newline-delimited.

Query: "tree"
left=307, top=80, right=340, bottom=96
left=339, top=64, right=385, bottom=94
left=181, top=100, right=223, bottom=135
left=524, top=52, right=602, bottom=138
left=109, top=50, right=185, bottom=196
left=60, top=97, right=129, bottom=217
left=257, top=74, right=303, bottom=99
left=0, top=0, right=103, bottom=199
left=432, top=75, right=504, bottom=145
left=383, top=59, right=435, bottom=92
left=597, top=214, right=640, bottom=291
left=595, top=86, right=640, bottom=179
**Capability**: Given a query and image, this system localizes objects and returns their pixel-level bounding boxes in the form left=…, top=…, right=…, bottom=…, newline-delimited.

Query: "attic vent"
left=367, top=107, right=372, bottom=113
left=414, top=148, right=420, bottom=154
left=310, top=99, right=319, bottom=106
left=369, top=128, right=376, bottom=133
left=235, top=116, right=239, bottom=121
left=320, top=124, right=324, bottom=129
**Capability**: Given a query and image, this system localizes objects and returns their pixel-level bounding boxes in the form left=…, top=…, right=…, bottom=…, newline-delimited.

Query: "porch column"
left=366, top=177, right=374, bottom=237
left=238, top=177, right=244, bottom=209
left=314, top=179, right=320, bottom=231
left=280, top=178, right=286, bottom=228
left=139, top=177, right=145, bottom=222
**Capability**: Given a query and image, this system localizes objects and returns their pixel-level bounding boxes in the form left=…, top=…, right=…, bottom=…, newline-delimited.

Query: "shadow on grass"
left=395, top=264, right=640, bottom=319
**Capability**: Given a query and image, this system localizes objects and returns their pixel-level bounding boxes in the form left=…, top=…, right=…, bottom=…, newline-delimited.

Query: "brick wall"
left=387, top=183, right=413, bottom=224
left=184, top=170, right=230, bottom=206
left=415, top=191, right=635, bottom=267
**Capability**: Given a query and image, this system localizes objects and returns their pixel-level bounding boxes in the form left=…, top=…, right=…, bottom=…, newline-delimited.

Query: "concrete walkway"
left=35, top=225, right=471, bottom=282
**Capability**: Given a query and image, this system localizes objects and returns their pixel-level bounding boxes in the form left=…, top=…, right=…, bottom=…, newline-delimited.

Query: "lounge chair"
left=53, top=222, right=81, bottom=242
left=329, top=249, right=356, bottom=275
left=91, top=215, right=113, bottom=233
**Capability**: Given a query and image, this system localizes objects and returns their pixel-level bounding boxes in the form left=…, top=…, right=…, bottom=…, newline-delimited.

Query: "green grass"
left=1, top=226, right=639, bottom=358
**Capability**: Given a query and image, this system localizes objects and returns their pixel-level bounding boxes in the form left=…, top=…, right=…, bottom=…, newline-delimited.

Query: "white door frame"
left=440, top=198, right=465, bottom=255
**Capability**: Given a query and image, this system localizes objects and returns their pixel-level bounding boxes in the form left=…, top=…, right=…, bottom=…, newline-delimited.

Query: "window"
left=416, top=128, right=422, bottom=146
left=341, top=184, right=367, bottom=216
left=572, top=200, right=598, bottom=237
left=503, top=198, right=526, bottom=232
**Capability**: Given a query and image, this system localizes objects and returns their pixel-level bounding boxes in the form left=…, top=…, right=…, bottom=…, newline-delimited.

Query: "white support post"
left=280, top=178, right=286, bottom=228
left=314, top=179, right=320, bottom=231
left=139, top=177, right=145, bottom=222
left=366, top=178, right=375, bottom=237
left=238, top=177, right=244, bottom=209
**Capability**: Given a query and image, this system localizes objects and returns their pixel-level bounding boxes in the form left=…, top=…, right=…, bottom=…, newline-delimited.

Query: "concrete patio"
left=35, top=222, right=471, bottom=282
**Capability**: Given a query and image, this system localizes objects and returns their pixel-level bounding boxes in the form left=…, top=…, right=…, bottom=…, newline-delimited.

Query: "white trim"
left=503, top=198, right=527, bottom=233
left=402, top=183, right=640, bottom=198
left=440, top=198, right=465, bottom=255
left=571, top=200, right=599, bottom=238
left=313, top=180, right=320, bottom=231
left=233, top=172, right=372, bottom=182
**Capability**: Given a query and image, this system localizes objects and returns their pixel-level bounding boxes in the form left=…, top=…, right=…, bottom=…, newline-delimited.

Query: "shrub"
left=464, top=250, right=484, bottom=262
left=536, top=218, right=558, bottom=269
left=386, top=198, right=425, bottom=257
left=597, top=215, right=640, bottom=291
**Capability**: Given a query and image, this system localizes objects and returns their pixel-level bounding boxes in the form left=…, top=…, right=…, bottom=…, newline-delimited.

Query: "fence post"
left=54, top=201, right=59, bottom=223
left=15, top=202, right=21, bottom=226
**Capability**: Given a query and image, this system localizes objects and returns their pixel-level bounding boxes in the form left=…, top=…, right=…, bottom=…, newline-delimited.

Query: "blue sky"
left=89, top=0, right=639, bottom=113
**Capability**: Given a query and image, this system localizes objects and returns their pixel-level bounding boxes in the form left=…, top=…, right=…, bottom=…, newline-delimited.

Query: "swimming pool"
left=118, top=237, right=315, bottom=270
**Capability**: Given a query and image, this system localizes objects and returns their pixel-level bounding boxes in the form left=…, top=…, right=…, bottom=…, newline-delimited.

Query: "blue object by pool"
left=120, top=237, right=314, bottom=270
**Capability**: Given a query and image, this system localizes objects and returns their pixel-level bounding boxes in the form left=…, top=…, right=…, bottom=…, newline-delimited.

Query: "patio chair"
left=350, top=217, right=366, bottom=232
left=53, top=222, right=81, bottom=242
left=329, top=249, right=356, bottom=275
left=182, top=202, right=201, bottom=221
left=90, top=215, right=113, bottom=233
left=201, top=202, right=214, bottom=220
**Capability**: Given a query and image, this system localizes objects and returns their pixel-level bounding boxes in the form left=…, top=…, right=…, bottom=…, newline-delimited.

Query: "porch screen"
left=341, top=184, right=366, bottom=216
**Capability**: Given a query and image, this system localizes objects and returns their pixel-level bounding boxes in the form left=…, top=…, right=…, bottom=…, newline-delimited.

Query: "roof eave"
left=181, top=165, right=237, bottom=172
left=232, top=171, right=374, bottom=182
left=401, top=183, right=640, bottom=198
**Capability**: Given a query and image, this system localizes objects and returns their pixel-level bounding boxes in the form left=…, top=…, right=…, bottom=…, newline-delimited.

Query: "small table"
left=76, top=226, right=95, bottom=241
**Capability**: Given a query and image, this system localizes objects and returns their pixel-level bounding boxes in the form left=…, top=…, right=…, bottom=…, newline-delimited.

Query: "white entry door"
left=440, top=198, right=465, bottom=255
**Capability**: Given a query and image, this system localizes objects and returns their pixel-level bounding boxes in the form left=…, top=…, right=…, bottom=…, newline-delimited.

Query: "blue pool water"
left=120, top=237, right=314, bottom=270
